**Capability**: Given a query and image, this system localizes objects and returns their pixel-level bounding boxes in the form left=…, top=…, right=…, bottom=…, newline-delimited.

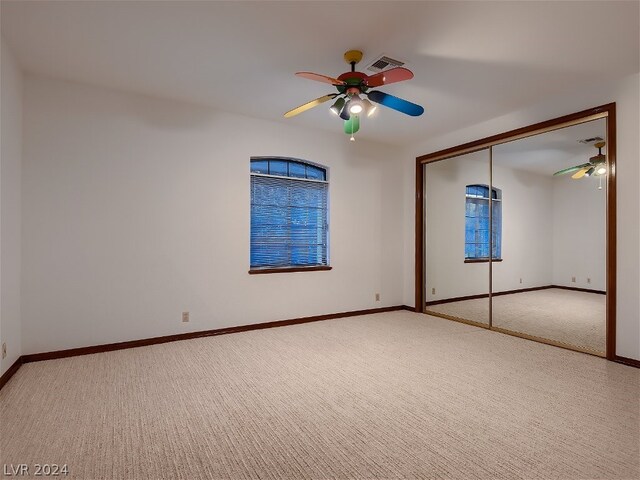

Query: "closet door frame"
left=415, top=103, right=617, bottom=361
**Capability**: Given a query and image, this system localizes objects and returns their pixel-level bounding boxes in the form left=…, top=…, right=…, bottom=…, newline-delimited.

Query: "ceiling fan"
left=553, top=141, right=607, bottom=179
left=283, top=50, right=424, bottom=140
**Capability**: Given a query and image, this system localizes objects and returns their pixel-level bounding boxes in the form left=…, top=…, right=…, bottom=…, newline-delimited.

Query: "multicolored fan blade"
left=366, top=67, right=414, bottom=87
left=296, top=72, right=346, bottom=86
left=553, top=163, right=591, bottom=176
left=284, top=94, right=337, bottom=118
left=367, top=90, right=424, bottom=116
left=344, top=116, right=360, bottom=135
left=571, top=168, right=590, bottom=179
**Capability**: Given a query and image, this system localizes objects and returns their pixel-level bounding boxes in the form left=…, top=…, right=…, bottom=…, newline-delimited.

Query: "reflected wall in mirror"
left=424, top=149, right=490, bottom=325
left=491, top=118, right=606, bottom=354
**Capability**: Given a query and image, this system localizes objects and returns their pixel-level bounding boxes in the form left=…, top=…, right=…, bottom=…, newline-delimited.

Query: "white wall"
left=0, top=37, right=23, bottom=375
left=552, top=162, right=606, bottom=291
left=21, top=76, right=404, bottom=355
left=404, top=73, right=640, bottom=360
left=491, top=165, right=554, bottom=293
left=425, top=151, right=554, bottom=302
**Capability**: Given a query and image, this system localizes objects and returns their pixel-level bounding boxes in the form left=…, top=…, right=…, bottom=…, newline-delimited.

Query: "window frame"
left=249, top=157, right=331, bottom=274
left=464, top=184, right=503, bottom=263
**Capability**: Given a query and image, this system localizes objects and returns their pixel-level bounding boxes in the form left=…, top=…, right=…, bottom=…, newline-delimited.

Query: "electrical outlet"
left=432, top=288, right=436, bottom=295
left=519, top=278, right=523, bottom=284
left=572, top=276, right=576, bottom=283
left=587, top=278, right=591, bottom=284
left=182, top=312, right=190, bottom=323
left=1, top=343, right=6, bottom=360
left=375, top=293, right=380, bottom=302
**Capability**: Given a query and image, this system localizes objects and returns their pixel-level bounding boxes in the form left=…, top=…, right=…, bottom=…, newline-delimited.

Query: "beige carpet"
left=427, top=288, right=606, bottom=353
left=1, top=311, right=638, bottom=480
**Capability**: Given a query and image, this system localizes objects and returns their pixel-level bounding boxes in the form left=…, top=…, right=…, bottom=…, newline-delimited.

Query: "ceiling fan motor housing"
left=337, top=71, right=369, bottom=95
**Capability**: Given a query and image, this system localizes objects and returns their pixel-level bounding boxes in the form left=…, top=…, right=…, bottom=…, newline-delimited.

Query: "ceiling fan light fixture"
left=349, top=103, right=363, bottom=114
left=363, top=98, right=377, bottom=117
left=348, top=95, right=364, bottom=114
left=584, top=167, right=595, bottom=177
left=596, top=166, right=607, bottom=175
left=339, top=102, right=351, bottom=120
left=329, top=97, right=345, bottom=115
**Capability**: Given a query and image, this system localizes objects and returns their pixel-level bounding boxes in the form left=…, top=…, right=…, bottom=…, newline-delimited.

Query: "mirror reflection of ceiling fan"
left=553, top=141, right=607, bottom=179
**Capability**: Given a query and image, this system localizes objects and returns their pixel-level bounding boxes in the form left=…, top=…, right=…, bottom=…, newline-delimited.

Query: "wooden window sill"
left=249, top=266, right=332, bottom=275
left=464, top=258, right=503, bottom=263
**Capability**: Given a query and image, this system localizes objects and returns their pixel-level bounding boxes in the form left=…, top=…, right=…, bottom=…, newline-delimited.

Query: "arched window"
left=250, top=158, right=329, bottom=270
left=465, top=184, right=502, bottom=260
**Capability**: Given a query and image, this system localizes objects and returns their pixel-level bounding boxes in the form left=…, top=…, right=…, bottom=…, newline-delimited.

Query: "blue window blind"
left=465, top=185, right=502, bottom=260
left=250, top=158, right=329, bottom=268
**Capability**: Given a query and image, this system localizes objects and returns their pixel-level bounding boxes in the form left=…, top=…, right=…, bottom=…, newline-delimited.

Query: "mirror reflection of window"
left=464, top=185, right=502, bottom=261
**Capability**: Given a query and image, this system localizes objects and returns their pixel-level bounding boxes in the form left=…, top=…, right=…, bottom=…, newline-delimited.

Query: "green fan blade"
left=344, top=115, right=360, bottom=135
left=553, top=163, right=591, bottom=176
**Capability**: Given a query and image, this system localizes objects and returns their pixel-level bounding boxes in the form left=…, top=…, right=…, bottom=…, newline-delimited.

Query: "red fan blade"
left=366, top=67, right=414, bottom=87
left=296, top=72, right=345, bottom=86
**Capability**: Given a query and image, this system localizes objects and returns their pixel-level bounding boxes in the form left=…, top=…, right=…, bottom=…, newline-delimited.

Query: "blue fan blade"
left=367, top=90, right=424, bottom=116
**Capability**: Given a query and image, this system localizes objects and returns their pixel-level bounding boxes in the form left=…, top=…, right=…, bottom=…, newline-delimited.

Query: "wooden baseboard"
left=425, top=285, right=553, bottom=306
left=425, top=292, right=490, bottom=306
left=613, top=355, right=640, bottom=368
left=550, top=285, right=606, bottom=295
left=0, top=357, right=23, bottom=391
left=20, top=305, right=410, bottom=364
left=492, top=286, right=556, bottom=297
left=425, top=284, right=607, bottom=306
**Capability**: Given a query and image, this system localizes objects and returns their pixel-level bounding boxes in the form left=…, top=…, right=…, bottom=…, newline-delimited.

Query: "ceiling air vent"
left=366, top=54, right=405, bottom=73
left=578, top=136, right=604, bottom=145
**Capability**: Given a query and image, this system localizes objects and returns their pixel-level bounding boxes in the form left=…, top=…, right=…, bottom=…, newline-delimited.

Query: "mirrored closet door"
left=424, top=149, right=490, bottom=326
left=491, top=119, right=607, bottom=354
left=421, top=113, right=609, bottom=357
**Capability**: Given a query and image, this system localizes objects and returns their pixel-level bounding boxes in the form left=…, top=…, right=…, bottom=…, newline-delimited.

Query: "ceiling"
left=493, top=118, right=607, bottom=176
left=1, top=1, right=638, bottom=145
